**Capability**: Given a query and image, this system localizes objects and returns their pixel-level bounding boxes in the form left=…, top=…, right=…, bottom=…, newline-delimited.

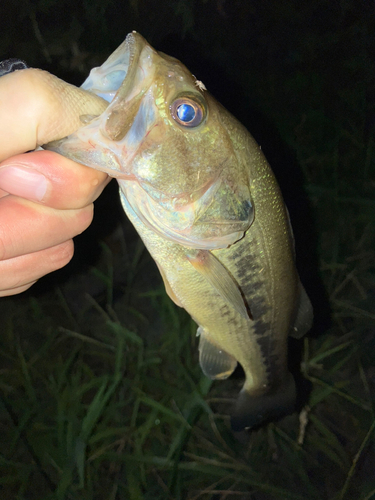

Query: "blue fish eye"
left=170, top=95, right=206, bottom=128
left=177, top=103, right=196, bottom=123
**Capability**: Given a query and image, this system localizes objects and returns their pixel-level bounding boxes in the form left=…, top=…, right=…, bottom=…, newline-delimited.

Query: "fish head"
left=45, top=32, right=254, bottom=249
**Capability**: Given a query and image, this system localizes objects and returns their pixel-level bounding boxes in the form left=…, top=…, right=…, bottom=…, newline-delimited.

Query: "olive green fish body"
left=45, top=32, right=312, bottom=430
left=119, top=110, right=300, bottom=429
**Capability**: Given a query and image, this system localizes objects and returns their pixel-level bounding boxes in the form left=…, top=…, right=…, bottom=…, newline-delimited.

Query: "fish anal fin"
left=186, top=249, right=250, bottom=320
left=198, top=327, right=237, bottom=380
left=155, top=261, right=183, bottom=308
left=290, top=282, right=313, bottom=339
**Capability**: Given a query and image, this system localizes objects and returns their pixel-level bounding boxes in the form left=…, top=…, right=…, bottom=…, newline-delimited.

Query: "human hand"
left=0, top=68, right=110, bottom=296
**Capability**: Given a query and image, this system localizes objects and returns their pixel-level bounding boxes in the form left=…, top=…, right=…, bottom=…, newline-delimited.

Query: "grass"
left=1, top=195, right=374, bottom=499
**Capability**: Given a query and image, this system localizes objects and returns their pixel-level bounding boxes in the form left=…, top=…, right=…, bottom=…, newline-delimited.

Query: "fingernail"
left=0, top=166, right=48, bottom=201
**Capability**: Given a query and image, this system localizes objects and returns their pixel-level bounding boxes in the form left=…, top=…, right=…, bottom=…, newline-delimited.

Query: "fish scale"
left=123, top=192, right=268, bottom=386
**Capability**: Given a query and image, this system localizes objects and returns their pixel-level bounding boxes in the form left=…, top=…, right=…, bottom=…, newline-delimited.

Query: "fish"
left=45, top=31, right=313, bottom=431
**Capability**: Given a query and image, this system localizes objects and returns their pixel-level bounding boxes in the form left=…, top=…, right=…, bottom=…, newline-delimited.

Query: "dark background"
left=0, top=1, right=374, bottom=499
left=3, top=0, right=373, bottom=317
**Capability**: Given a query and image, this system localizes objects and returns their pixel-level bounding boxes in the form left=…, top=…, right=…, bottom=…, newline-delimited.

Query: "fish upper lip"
left=111, top=32, right=146, bottom=100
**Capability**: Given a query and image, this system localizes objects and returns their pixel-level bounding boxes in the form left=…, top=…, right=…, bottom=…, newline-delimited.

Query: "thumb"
left=0, top=68, right=108, bottom=162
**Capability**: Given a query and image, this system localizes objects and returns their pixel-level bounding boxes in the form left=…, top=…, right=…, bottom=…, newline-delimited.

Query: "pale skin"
left=0, top=68, right=110, bottom=296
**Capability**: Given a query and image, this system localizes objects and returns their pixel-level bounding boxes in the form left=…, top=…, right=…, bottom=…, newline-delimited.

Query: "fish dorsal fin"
left=186, top=249, right=250, bottom=319
left=198, top=327, right=237, bottom=380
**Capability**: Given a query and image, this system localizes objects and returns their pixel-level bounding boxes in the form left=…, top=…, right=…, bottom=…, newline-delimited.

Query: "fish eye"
left=170, top=94, right=206, bottom=128
left=177, top=103, right=195, bottom=122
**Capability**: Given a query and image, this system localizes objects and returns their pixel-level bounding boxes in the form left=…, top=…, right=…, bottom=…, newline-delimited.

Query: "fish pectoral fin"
left=186, top=249, right=250, bottom=319
left=198, top=327, right=237, bottom=380
left=290, top=282, right=313, bottom=339
left=155, top=261, right=183, bottom=308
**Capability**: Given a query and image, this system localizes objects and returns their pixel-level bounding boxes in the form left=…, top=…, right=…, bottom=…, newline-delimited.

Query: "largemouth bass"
left=46, top=32, right=313, bottom=431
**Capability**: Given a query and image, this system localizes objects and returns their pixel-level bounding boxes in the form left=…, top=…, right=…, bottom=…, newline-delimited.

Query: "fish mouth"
left=81, top=32, right=147, bottom=105
left=44, top=32, right=156, bottom=179
left=82, top=32, right=155, bottom=143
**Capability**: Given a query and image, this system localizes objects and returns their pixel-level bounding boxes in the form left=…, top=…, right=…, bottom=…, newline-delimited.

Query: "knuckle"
left=49, top=240, right=74, bottom=269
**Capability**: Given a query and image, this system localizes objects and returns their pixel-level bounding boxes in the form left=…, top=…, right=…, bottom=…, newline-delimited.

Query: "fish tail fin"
left=231, top=373, right=296, bottom=432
